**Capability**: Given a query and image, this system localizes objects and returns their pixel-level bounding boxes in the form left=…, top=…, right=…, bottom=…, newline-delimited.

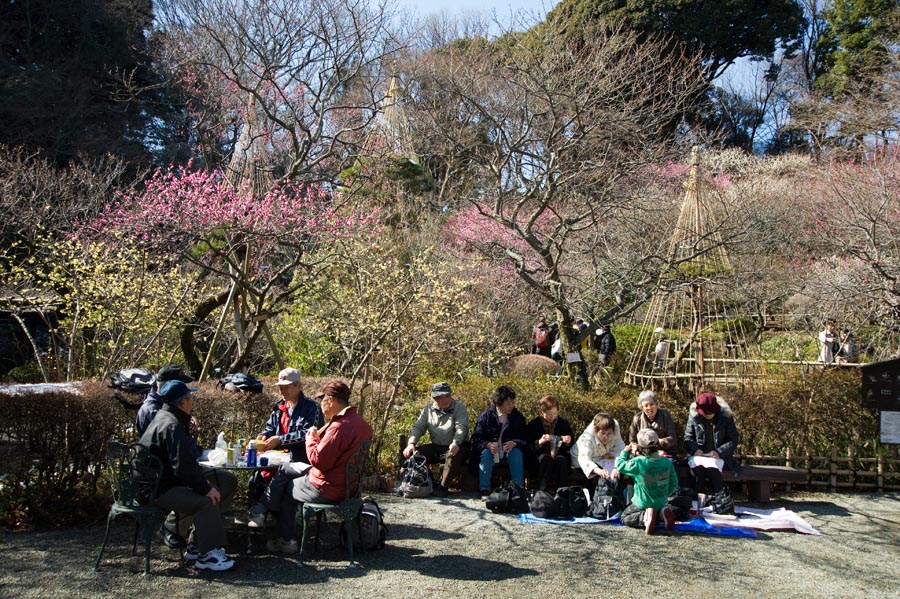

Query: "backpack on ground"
left=589, top=477, right=625, bottom=520
left=397, top=452, right=433, bottom=498
left=485, top=480, right=530, bottom=514
left=216, top=372, right=264, bottom=393
left=555, top=486, right=589, bottom=518
left=342, top=495, right=387, bottom=551
left=530, top=490, right=557, bottom=519
left=109, top=368, right=156, bottom=394
left=707, top=488, right=734, bottom=515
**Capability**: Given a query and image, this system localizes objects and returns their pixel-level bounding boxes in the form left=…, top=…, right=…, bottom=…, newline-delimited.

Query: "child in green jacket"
left=615, top=429, right=678, bottom=534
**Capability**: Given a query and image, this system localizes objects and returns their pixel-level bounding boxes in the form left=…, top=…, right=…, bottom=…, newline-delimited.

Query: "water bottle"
left=246, top=440, right=257, bottom=467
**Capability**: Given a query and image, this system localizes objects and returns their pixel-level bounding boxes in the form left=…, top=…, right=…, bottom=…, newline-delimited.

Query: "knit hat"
left=696, top=393, right=720, bottom=416
left=431, top=381, right=452, bottom=398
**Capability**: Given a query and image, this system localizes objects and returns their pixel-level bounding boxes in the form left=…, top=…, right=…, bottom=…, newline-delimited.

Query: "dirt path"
left=1, top=491, right=898, bottom=599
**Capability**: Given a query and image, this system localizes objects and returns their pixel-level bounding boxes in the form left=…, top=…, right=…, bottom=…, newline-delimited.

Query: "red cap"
left=696, top=393, right=720, bottom=416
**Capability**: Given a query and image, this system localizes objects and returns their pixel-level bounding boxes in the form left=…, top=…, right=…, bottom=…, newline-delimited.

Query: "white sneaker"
left=194, top=548, right=235, bottom=571
left=266, top=537, right=299, bottom=554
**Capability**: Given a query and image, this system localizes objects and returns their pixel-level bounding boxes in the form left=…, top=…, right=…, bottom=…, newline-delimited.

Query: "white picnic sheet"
left=703, top=506, right=821, bottom=535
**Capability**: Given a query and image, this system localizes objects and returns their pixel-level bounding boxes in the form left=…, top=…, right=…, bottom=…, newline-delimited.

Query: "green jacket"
left=615, top=449, right=677, bottom=510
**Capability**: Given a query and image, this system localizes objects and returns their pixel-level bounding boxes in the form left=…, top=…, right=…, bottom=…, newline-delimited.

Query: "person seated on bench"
left=471, top=385, right=527, bottom=497
left=262, top=380, right=373, bottom=554
left=616, top=429, right=678, bottom=534
left=401, top=381, right=470, bottom=497
left=684, top=392, right=740, bottom=501
left=627, top=390, right=677, bottom=457
left=572, top=412, right=625, bottom=494
left=525, top=395, right=573, bottom=492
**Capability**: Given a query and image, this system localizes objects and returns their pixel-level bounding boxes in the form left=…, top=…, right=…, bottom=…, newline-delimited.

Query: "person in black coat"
left=471, top=385, right=527, bottom=495
left=684, top=392, right=740, bottom=495
left=525, top=395, right=574, bottom=491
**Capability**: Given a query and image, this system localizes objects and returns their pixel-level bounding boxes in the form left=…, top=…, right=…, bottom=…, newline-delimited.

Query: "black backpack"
left=589, top=477, right=625, bottom=520
left=486, top=480, right=529, bottom=514
left=109, top=368, right=156, bottom=394
left=707, top=488, right=734, bottom=515
left=555, top=486, right=589, bottom=518
left=530, top=490, right=557, bottom=518
left=216, top=372, right=264, bottom=393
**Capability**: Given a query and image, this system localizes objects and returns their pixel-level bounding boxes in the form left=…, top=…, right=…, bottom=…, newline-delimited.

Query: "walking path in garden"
left=1, top=491, right=897, bottom=599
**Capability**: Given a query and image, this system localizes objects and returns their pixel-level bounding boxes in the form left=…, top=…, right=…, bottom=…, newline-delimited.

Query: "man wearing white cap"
left=240, top=368, right=323, bottom=528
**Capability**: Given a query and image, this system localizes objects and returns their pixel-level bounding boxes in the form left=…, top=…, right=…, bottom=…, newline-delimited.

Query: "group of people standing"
left=818, top=319, right=857, bottom=364
left=404, top=382, right=740, bottom=534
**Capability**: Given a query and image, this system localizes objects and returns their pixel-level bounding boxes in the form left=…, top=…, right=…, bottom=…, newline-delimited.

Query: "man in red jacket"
left=266, top=379, right=373, bottom=554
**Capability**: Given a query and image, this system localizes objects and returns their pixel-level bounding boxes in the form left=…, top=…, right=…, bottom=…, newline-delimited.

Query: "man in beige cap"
left=402, top=381, right=470, bottom=496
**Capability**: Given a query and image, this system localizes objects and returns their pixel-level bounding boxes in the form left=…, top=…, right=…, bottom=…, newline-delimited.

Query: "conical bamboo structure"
left=624, top=147, right=757, bottom=391
left=370, top=75, right=418, bottom=163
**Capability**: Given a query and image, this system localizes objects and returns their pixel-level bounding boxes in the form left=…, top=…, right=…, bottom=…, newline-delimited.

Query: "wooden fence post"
left=848, top=444, right=856, bottom=490
left=877, top=451, right=884, bottom=492
left=785, top=447, right=793, bottom=493
left=805, top=448, right=812, bottom=488
left=829, top=446, right=838, bottom=492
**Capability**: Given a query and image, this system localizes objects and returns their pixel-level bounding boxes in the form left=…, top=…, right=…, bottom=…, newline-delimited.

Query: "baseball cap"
left=276, top=368, right=302, bottom=386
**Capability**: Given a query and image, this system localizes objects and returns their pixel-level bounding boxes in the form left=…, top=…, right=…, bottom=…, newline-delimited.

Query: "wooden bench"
left=724, top=465, right=806, bottom=502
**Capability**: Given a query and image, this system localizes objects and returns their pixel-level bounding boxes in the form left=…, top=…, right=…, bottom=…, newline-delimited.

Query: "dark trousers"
left=160, top=467, right=237, bottom=552
left=269, top=468, right=332, bottom=542
left=416, top=442, right=470, bottom=488
left=156, top=468, right=237, bottom=555
left=535, top=454, right=570, bottom=491
left=692, top=466, right=724, bottom=493
left=620, top=502, right=649, bottom=529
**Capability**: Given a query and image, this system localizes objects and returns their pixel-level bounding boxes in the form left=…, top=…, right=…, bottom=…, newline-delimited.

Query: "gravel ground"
left=1, top=491, right=898, bottom=599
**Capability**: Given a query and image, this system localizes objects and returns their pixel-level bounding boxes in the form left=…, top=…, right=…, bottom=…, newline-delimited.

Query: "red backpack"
left=535, top=327, right=550, bottom=349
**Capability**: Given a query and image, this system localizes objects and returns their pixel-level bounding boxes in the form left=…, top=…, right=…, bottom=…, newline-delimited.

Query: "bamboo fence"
left=735, top=446, right=900, bottom=493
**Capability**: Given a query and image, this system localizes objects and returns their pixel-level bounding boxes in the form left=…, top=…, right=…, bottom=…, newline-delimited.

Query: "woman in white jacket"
left=572, top=413, right=625, bottom=484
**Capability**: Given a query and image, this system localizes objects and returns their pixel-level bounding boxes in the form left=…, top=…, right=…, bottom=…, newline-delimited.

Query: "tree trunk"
left=180, top=290, right=230, bottom=376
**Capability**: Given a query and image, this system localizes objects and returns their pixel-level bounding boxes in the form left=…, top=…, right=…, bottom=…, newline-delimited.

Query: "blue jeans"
left=479, top=447, right=524, bottom=491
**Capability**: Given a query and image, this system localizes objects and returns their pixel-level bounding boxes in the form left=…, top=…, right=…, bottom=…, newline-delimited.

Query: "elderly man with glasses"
left=401, top=381, right=470, bottom=497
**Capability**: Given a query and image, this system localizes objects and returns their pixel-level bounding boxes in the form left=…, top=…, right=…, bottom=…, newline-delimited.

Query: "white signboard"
left=880, top=411, right=900, bottom=445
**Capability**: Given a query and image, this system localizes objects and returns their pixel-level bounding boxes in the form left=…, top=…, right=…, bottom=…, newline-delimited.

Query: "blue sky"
left=395, top=0, right=557, bottom=20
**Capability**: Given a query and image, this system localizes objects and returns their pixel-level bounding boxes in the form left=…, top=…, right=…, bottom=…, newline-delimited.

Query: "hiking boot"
left=194, top=548, right=235, bottom=572
left=183, top=542, right=200, bottom=561
left=159, top=524, right=184, bottom=549
left=266, top=537, right=299, bottom=554
left=644, top=508, right=658, bottom=535
left=661, top=507, right=675, bottom=531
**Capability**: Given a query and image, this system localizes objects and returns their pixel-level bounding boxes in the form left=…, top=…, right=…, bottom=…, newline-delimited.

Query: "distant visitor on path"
left=818, top=320, right=838, bottom=363
left=835, top=328, right=857, bottom=364
left=533, top=318, right=553, bottom=357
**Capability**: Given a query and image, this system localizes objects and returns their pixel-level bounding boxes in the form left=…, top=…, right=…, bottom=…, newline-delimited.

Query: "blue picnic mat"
left=518, top=512, right=757, bottom=538
left=518, top=512, right=622, bottom=525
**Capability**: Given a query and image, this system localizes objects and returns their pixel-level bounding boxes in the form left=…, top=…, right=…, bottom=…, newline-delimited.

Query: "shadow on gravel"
left=377, top=545, right=539, bottom=581
left=386, top=523, right=465, bottom=541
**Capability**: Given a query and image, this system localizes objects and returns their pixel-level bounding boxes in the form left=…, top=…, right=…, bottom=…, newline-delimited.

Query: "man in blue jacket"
left=240, top=367, right=323, bottom=528
left=140, top=381, right=237, bottom=571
